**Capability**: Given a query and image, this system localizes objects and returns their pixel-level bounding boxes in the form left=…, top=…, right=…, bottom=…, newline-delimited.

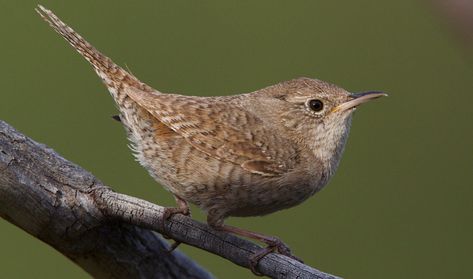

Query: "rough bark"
left=0, top=120, right=341, bottom=279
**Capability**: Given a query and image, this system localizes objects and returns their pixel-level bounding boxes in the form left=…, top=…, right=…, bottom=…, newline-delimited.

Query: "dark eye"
left=308, top=99, right=324, bottom=112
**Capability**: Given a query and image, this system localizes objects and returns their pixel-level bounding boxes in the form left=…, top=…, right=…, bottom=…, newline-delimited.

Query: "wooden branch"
left=0, top=120, right=212, bottom=279
left=0, top=120, right=341, bottom=279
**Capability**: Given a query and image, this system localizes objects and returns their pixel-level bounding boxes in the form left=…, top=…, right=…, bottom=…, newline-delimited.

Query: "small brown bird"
left=37, top=5, right=385, bottom=273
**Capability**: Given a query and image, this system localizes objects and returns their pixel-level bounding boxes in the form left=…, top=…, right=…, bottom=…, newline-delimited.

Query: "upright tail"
left=36, top=5, right=154, bottom=104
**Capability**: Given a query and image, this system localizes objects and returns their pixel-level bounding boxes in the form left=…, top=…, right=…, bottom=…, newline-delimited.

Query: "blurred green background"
left=1, top=0, right=472, bottom=278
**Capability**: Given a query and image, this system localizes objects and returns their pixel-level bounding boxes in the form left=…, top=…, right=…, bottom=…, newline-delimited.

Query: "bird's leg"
left=215, top=224, right=303, bottom=275
left=160, top=195, right=191, bottom=252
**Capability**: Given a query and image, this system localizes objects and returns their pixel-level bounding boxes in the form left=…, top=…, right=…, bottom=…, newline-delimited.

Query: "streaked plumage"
left=37, top=5, right=385, bottom=269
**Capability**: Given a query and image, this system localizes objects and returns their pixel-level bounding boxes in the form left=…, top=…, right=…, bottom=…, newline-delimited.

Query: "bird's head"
left=252, top=77, right=386, bottom=171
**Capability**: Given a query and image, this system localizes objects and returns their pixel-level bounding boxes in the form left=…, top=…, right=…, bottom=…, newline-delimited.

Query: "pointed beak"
left=332, top=91, right=387, bottom=113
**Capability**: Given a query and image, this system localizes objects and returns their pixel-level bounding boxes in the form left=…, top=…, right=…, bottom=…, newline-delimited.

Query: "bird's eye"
left=308, top=99, right=324, bottom=112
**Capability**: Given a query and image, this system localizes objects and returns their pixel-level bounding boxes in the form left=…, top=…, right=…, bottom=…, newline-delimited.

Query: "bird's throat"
left=311, top=115, right=353, bottom=181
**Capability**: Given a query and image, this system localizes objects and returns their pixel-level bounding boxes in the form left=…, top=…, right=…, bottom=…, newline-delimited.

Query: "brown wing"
left=125, top=88, right=295, bottom=176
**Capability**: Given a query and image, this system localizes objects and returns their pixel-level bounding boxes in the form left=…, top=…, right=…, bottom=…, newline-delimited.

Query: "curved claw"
left=159, top=196, right=191, bottom=253
left=214, top=225, right=304, bottom=275
left=166, top=240, right=182, bottom=253
left=160, top=195, right=191, bottom=233
left=248, top=236, right=303, bottom=276
left=160, top=207, right=190, bottom=253
left=270, top=238, right=303, bottom=263
left=160, top=207, right=190, bottom=233
left=249, top=246, right=274, bottom=276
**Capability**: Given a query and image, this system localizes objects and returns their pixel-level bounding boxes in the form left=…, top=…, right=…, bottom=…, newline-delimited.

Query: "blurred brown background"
left=0, top=0, right=472, bottom=278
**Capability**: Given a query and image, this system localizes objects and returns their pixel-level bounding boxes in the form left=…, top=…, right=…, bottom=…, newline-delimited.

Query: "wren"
left=37, top=5, right=386, bottom=274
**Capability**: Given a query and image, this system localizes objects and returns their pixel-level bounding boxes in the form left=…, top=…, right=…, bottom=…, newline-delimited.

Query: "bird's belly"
left=140, top=140, right=320, bottom=217
left=180, top=165, right=322, bottom=218
left=226, top=185, right=315, bottom=217
left=122, top=110, right=325, bottom=219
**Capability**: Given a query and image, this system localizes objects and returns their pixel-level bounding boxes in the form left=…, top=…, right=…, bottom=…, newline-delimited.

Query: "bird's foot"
left=160, top=206, right=191, bottom=252
left=249, top=236, right=303, bottom=276
left=160, top=206, right=191, bottom=231
left=213, top=224, right=303, bottom=276
left=160, top=196, right=191, bottom=252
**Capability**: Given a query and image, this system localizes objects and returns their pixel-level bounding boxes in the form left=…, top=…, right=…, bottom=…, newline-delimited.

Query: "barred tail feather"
left=36, top=5, right=153, bottom=104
